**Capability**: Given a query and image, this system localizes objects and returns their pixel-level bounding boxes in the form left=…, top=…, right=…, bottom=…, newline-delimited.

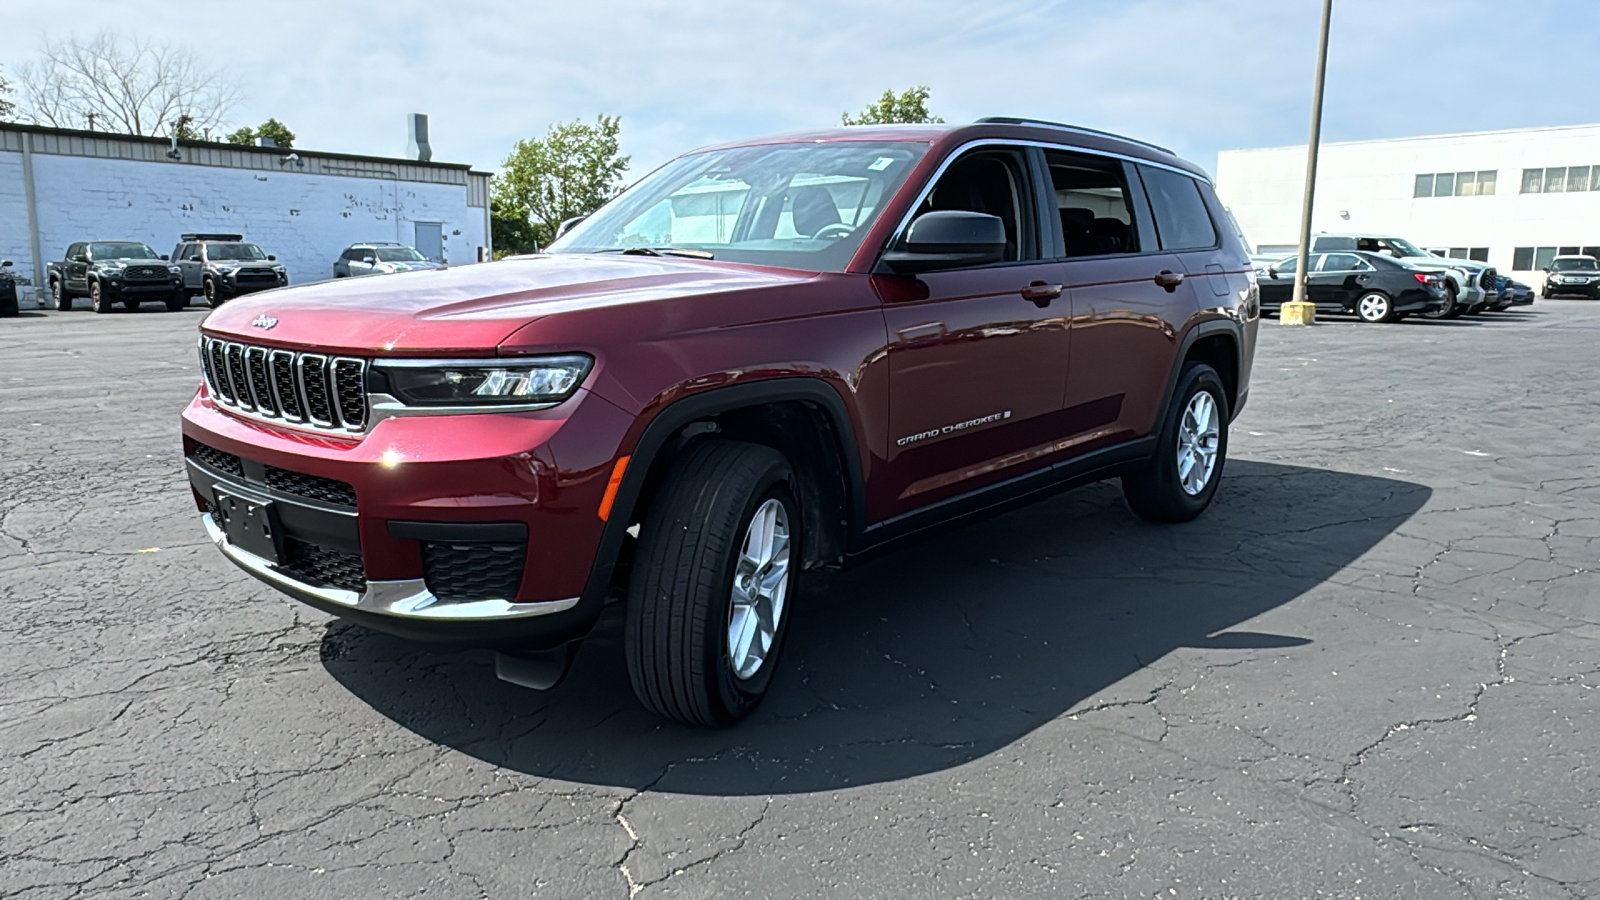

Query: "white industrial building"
left=1216, top=123, right=1600, bottom=280
left=0, top=119, right=491, bottom=308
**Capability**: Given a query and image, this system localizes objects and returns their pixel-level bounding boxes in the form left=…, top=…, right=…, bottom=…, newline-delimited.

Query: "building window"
left=1521, top=169, right=1544, bottom=193
left=1585, top=246, right=1600, bottom=260
left=1415, top=170, right=1496, bottom=197
left=1447, top=247, right=1469, bottom=259
left=1568, top=166, right=1592, bottom=192
left=1534, top=247, right=1559, bottom=270
left=1513, top=247, right=1535, bottom=270
left=1559, top=245, right=1581, bottom=256
left=1469, top=248, right=1490, bottom=262
left=1544, top=167, right=1567, bottom=193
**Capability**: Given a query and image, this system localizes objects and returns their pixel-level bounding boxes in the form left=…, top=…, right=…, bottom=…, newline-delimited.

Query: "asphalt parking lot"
left=3, top=301, right=1597, bottom=899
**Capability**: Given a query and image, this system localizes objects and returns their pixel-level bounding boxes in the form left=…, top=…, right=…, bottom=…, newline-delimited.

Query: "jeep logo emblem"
left=251, top=315, right=278, bottom=330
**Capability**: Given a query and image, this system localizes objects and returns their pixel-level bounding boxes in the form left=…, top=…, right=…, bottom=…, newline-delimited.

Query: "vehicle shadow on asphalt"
left=321, top=460, right=1430, bottom=794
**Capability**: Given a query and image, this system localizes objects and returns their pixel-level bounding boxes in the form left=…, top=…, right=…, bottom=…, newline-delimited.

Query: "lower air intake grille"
left=280, top=538, right=365, bottom=593
left=421, top=540, right=526, bottom=602
left=192, top=442, right=244, bottom=476
left=265, top=466, right=357, bottom=508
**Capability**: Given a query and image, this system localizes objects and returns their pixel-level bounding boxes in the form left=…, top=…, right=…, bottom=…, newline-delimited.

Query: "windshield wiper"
left=605, top=247, right=716, bottom=260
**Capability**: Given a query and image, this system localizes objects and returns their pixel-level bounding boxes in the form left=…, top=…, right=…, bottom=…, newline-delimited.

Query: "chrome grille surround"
left=199, top=336, right=368, bottom=435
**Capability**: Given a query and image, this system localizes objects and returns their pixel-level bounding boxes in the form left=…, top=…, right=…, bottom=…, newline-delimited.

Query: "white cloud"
left=3, top=0, right=1593, bottom=178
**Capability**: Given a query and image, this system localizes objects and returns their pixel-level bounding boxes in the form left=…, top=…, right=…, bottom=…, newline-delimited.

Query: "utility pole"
left=1281, top=0, right=1334, bottom=326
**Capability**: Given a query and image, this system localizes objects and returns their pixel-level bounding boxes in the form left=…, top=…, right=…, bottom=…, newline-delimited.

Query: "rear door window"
left=1042, top=149, right=1138, bottom=257
left=1321, top=253, right=1371, bottom=272
left=1138, top=165, right=1218, bottom=251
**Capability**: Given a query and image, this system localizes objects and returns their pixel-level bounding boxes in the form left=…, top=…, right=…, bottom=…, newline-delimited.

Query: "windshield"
left=547, top=140, right=929, bottom=272
left=376, top=247, right=427, bottom=262
left=208, top=243, right=267, bottom=261
left=1380, top=237, right=1431, bottom=259
left=90, top=242, right=158, bottom=260
left=1551, top=257, right=1599, bottom=271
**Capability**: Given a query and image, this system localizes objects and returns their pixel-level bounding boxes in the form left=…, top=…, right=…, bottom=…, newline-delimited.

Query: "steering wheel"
left=810, top=223, right=855, bottom=240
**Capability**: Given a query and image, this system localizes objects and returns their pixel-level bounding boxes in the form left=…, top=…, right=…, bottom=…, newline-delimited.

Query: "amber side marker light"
left=597, top=456, right=630, bottom=521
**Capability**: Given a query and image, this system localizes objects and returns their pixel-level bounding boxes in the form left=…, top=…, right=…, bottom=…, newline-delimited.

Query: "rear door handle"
left=1155, top=270, right=1185, bottom=292
left=1021, top=282, right=1063, bottom=307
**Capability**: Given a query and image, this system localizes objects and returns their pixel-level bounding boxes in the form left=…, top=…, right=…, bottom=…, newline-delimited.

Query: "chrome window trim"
left=884, top=137, right=1210, bottom=258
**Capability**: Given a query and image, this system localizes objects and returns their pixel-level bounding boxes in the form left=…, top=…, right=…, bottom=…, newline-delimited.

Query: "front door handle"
left=1155, top=270, right=1185, bottom=292
left=1021, top=281, right=1063, bottom=307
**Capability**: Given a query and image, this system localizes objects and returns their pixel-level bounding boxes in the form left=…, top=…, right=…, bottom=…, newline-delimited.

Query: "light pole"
left=1281, top=0, right=1334, bottom=326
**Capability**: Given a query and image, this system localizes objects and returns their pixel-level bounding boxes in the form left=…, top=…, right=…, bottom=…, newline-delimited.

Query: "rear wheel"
left=1355, top=291, right=1394, bottom=323
left=1421, top=284, right=1457, bottom=320
left=1123, top=362, right=1229, bottom=523
left=625, top=439, right=799, bottom=727
left=90, top=281, right=112, bottom=314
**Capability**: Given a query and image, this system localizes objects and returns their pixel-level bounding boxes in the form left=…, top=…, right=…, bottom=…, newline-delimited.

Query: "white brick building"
left=1216, top=124, right=1600, bottom=280
left=1, top=123, right=491, bottom=308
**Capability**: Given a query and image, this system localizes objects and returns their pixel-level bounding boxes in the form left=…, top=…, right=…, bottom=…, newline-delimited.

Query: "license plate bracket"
left=213, top=488, right=282, bottom=564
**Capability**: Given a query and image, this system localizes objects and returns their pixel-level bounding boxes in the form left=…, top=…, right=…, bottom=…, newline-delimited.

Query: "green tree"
left=227, top=117, right=295, bottom=148
left=842, top=85, right=943, bottom=126
left=494, top=115, right=629, bottom=248
left=490, top=195, right=541, bottom=257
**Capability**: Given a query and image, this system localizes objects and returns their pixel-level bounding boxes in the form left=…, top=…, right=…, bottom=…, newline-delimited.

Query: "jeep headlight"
left=370, top=355, right=593, bottom=407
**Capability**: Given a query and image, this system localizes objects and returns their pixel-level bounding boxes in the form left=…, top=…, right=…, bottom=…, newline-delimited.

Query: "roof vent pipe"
left=406, top=113, right=432, bottom=162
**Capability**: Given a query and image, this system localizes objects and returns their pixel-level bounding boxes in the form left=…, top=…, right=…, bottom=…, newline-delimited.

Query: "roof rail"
left=975, top=117, right=1174, bottom=155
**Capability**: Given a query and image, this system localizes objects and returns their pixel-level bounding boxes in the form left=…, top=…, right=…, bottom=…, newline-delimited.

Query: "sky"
left=2, top=0, right=1593, bottom=180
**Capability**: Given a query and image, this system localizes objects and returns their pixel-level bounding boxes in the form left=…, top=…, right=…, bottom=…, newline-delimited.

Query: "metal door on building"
left=414, top=222, right=443, bottom=262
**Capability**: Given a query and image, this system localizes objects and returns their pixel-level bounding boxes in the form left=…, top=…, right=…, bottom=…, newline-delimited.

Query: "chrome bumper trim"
left=202, top=514, right=578, bottom=621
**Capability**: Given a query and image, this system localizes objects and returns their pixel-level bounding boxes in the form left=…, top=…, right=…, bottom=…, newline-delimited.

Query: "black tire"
left=625, top=439, right=799, bottom=727
left=1422, top=283, right=1457, bottom=320
left=1355, top=290, right=1394, bottom=324
left=53, top=279, right=71, bottom=311
left=204, top=277, right=221, bottom=307
left=90, top=281, right=112, bottom=314
left=165, top=290, right=187, bottom=312
left=1122, top=362, right=1229, bottom=523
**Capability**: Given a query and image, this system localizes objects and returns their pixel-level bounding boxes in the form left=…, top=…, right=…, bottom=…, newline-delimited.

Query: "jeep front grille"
left=199, top=336, right=367, bottom=434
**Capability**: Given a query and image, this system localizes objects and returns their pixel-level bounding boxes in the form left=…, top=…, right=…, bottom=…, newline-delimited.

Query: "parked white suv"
left=333, top=243, right=443, bottom=278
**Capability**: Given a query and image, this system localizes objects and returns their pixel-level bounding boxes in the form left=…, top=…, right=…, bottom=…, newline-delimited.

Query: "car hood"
left=201, top=254, right=817, bottom=354
left=1402, top=255, right=1486, bottom=271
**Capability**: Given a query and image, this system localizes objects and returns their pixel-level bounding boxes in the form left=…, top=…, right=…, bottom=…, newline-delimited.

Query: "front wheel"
left=1122, top=362, right=1229, bottom=523
left=90, top=281, right=112, bottom=314
left=625, top=440, right=799, bottom=727
left=1355, top=291, right=1394, bottom=323
left=204, top=278, right=222, bottom=307
left=53, top=280, right=71, bottom=311
left=165, top=290, right=187, bottom=312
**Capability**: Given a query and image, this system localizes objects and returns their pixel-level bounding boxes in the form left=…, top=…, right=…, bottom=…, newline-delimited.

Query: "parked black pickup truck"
left=0, top=259, right=18, bottom=318
left=47, top=241, right=187, bottom=313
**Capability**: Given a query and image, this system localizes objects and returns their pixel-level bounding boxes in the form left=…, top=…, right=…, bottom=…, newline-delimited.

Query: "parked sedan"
left=333, top=243, right=443, bottom=278
left=1501, top=279, right=1536, bottom=307
left=1257, top=250, right=1448, bottom=323
left=1543, top=255, right=1600, bottom=299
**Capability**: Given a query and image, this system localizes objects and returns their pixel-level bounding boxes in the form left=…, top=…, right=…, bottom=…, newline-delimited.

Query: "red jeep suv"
left=182, top=118, right=1258, bottom=726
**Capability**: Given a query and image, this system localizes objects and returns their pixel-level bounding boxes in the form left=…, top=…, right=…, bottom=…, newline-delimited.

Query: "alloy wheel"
left=1357, top=293, right=1390, bottom=323
left=727, top=498, right=791, bottom=681
left=1176, top=391, right=1220, bottom=496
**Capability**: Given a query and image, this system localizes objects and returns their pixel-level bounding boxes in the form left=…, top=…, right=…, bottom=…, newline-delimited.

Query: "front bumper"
left=182, top=384, right=636, bottom=647
left=105, top=277, right=183, bottom=298
left=1545, top=280, right=1600, bottom=297
left=218, top=271, right=289, bottom=296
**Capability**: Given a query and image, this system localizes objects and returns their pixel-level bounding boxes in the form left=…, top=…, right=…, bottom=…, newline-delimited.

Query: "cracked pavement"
left=2, top=302, right=1597, bottom=898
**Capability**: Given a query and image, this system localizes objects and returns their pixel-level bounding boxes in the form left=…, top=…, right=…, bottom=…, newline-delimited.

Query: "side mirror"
left=880, top=211, right=1006, bottom=274
left=555, top=215, right=587, bottom=239
left=362, top=255, right=376, bottom=264
left=72, top=254, right=87, bottom=263
left=1266, top=267, right=1279, bottom=279
left=160, top=254, right=170, bottom=261
left=1, top=260, right=12, bottom=267
left=267, top=254, right=277, bottom=261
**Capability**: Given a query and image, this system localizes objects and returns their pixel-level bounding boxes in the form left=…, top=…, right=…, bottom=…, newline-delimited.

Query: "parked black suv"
left=172, top=234, right=287, bottom=307
left=0, top=260, right=17, bottom=317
